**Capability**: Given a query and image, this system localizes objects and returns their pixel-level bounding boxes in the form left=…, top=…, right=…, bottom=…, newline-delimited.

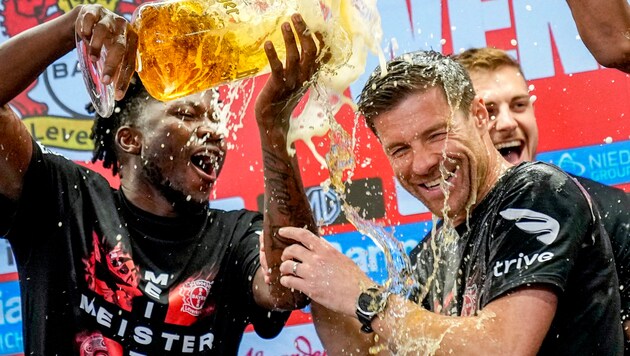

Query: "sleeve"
left=597, top=188, right=630, bottom=321
left=0, top=140, right=58, bottom=241
left=575, top=176, right=630, bottom=321
left=484, top=167, right=594, bottom=303
left=0, top=139, right=97, bottom=259
left=230, top=210, right=291, bottom=339
left=0, top=193, right=18, bottom=236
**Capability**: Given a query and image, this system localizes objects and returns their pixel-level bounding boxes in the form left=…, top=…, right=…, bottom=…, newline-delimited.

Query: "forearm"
left=312, top=295, right=481, bottom=355
left=311, top=302, right=383, bottom=356
left=372, top=297, right=503, bottom=355
left=566, top=0, right=630, bottom=72
left=259, top=128, right=316, bottom=309
left=0, top=6, right=81, bottom=106
left=260, top=133, right=316, bottom=237
left=373, top=288, right=554, bottom=356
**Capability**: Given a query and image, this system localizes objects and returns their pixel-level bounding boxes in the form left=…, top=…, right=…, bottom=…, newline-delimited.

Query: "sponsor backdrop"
left=1, top=0, right=628, bottom=354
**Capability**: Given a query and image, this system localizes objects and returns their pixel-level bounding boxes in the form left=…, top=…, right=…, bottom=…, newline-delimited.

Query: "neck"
left=451, top=141, right=512, bottom=226
left=120, top=181, right=179, bottom=217
left=478, top=143, right=512, bottom=202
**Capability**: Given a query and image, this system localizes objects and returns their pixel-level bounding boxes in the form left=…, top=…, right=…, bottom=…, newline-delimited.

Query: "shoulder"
left=503, top=162, right=585, bottom=201
left=573, top=175, right=628, bottom=201
left=490, top=162, right=594, bottom=236
left=507, top=161, right=571, bottom=184
left=209, top=208, right=262, bottom=222
left=208, top=209, right=263, bottom=233
left=28, top=141, right=113, bottom=189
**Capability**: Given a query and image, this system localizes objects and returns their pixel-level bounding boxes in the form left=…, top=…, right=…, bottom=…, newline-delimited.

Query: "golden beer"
left=133, top=0, right=350, bottom=101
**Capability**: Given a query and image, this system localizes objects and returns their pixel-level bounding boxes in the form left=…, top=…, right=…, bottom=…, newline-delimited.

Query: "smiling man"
left=268, top=50, right=624, bottom=355
left=454, top=47, right=630, bottom=343
left=0, top=4, right=319, bottom=355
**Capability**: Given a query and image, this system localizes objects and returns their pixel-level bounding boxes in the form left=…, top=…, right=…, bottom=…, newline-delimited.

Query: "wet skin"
left=372, top=87, right=502, bottom=225
left=119, top=90, right=227, bottom=215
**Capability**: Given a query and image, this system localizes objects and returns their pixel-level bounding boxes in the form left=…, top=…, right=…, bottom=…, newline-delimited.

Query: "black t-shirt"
left=0, top=141, right=289, bottom=355
left=573, top=175, right=630, bottom=322
left=410, top=162, right=623, bottom=355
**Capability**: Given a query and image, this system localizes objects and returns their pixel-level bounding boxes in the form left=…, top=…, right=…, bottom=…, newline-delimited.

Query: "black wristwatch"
left=355, top=286, right=390, bottom=333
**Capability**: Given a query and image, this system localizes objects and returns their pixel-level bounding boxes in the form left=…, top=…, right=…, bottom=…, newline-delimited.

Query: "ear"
left=470, top=96, right=489, bottom=132
left=116, top=126, right=142, bottom=155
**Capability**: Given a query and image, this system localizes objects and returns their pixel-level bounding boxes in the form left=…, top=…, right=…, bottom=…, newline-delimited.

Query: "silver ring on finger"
left=292, top=261, right=299, bottom=276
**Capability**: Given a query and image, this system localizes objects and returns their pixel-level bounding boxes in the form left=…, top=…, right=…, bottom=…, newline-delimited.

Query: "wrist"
left=259, top=128, right=291, bottom=153
left=355, top=285, right=391, bottom=333
left=62, top=6, right=83, bottom=51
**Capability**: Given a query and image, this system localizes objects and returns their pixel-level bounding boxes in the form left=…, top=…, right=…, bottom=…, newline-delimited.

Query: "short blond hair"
left=452, top=47, right=525, bottom=77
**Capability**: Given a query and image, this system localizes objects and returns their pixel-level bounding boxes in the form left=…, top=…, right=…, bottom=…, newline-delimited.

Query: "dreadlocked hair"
left=89, top=73, right=153, bottom=176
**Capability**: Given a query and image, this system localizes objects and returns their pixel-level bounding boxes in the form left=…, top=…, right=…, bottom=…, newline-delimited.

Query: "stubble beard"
left=142, top=159, right=208, bottom=215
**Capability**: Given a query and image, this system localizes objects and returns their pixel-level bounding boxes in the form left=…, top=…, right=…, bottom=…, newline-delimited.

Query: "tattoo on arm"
left=263, top=148, right=303, bottom=217
left=262, top=148, right=314, bottom=248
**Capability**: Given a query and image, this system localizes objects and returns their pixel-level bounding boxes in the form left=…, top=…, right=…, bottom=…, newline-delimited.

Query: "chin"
left=159, top=183, right=210, bottom=214
left=175, top=197, right=208, bottom=214
left=181, top=187, right=211, bottom=203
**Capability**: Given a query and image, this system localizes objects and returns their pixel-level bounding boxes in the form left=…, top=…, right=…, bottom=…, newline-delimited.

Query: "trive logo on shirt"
left=493, top=251, right=554, bottom=277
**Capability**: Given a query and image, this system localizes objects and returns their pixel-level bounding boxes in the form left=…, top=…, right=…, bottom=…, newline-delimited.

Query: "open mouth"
left=495, top=140, right=523, bottom=164
left=190, top=152, right=219, bottom=179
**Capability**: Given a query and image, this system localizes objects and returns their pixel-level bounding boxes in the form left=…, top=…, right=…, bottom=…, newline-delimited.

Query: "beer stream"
left=137, top=0, right=479, bottom=353
left=222, top=2, right=473, bottom=354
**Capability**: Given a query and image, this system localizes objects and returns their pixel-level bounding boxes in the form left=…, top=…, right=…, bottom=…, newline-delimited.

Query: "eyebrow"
left=511, top=94, right=530, bottom=101
left=171, top=100, right=214, bottom=112
left=382, top=120, right=447, bottom=151
left=422, top=120, right=448, bottom=135
left=484, top=94, right=530, bottom=106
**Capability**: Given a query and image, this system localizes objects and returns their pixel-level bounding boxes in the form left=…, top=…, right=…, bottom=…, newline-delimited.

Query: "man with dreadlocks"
left=268, top=50, right=624, bottom=355
left=0, top=4, right=319, bottom=355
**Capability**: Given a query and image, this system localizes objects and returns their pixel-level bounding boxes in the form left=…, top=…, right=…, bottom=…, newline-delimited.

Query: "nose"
left=195, top=122, right=223, bottom=144
left=410, top=146, right=440, bottom=177
left=492, top=105, right=518, bottom=132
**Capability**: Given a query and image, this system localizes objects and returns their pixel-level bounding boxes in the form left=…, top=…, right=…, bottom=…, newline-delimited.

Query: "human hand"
left=277, top=227, right=376, bottom=317
left=75, top=5, right=138, bottom=100
left=254, top=13, right=326, bottom=138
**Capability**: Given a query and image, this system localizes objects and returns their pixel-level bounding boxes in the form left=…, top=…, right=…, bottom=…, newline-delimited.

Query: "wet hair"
left=452, top=47, right=525, bottom=77
left=89, top=73, right=154, bottom=176
left=357, top=50, right=476, bottom=135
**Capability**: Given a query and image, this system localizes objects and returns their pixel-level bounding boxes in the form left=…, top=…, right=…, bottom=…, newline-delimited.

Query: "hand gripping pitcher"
left=77, top=0, right=354, bottom=117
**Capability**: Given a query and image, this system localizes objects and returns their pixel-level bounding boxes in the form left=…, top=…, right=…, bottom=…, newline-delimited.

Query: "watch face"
left=357, top=288, right=381, bottom=316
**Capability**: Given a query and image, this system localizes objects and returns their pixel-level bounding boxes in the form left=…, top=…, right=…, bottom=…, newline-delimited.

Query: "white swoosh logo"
left=499, top=208, right=560, bottom=245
